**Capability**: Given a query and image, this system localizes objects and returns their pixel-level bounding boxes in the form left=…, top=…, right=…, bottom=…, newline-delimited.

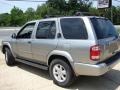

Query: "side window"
left=90, top=18, right=118, bottom=39
left=17, top=23, right=35, bottom=39
left=36, top=21, right=56, bottom=39
left=60, top=18, right=88, bottom=39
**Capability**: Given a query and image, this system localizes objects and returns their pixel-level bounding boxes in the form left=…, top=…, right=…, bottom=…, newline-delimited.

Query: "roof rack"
left=75, top=12, right=94, bottom=16
left=43, top=12, right=95, bottom=18
left=44, top=15, right=62, bottom=18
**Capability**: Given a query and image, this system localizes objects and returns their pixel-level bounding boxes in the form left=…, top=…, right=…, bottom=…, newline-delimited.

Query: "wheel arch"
left=47, top=50, right=74, bottom=65
left=2, top=45, right=10, bottom=53
left=2, top=42, right=15, bottom=57
left=47, top=50, right=75, bottom=74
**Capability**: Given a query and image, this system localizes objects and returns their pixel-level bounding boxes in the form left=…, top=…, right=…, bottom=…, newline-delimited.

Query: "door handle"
left=28, top=41, right=31, bottom=44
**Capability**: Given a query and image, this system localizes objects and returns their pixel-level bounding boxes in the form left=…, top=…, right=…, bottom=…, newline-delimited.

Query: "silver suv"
left=1, top=16, right=120, bottom=87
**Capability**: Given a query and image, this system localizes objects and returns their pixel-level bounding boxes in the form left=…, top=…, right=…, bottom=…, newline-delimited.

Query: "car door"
left=32, top=20, right=58, bottom=64
left=16, top=22, right=35, bottom=60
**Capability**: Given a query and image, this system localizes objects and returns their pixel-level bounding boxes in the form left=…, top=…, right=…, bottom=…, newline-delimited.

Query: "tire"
left=49, top=59, right=75, bottom=87
left=5, top=48, right=16, bottom=66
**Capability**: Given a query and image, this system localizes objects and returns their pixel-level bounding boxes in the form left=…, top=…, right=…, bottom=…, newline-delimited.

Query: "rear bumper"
left=74, top=52, right=120, bottom=76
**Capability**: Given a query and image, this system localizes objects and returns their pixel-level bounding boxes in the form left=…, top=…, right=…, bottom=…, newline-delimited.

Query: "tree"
left=36, top=4, right=48, bottom=18
left=25, top=7, right=36, bottom=21
left=47, top=0, right=66, bottom=15
left=10, top=6, right=25, bottom=26
left=0, top=13, right=10, bottom=26
left=47, top=0, right=92, bottom=16
left=0, top=0, right=120, bottom=27
left=116, top=6, right=120, bottom=24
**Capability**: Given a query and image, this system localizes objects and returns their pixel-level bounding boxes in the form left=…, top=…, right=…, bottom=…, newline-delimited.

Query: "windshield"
left=90, top=18, right=118, bottom=39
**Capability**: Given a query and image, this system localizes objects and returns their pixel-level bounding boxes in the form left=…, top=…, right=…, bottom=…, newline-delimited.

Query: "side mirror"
left=11, top=33, right=17, bottom=39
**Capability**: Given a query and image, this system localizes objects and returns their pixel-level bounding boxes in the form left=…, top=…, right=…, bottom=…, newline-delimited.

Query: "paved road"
left=0, top=51, right=120, bottom=90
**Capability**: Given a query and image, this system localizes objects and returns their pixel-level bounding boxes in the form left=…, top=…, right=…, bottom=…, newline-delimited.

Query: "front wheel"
left=5, top=48, right=16, bottom=66
left=49, top=59, right=75, bottom=87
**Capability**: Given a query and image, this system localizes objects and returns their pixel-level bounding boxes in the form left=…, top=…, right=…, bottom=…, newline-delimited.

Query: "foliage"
left=0, top=0, right=120, bottom=26
left=25, top=7, right=36, bottom=21
left=10, top=6, right=26, bottom=26
left=89, top=6, right=120, bottom=25
left=0, top=13, right=10, bottom=26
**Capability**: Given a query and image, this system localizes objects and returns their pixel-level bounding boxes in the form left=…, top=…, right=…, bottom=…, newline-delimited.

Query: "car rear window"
left=90, top=18, right=118, bottom=39
left=60, top=18, right=88, bottom=39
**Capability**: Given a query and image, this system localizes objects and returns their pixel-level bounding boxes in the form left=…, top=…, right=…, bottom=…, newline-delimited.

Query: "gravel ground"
left=0, top=51, right=120, bottom=90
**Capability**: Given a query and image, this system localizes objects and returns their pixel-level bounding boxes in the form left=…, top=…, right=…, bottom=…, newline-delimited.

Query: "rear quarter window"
left=60, top=18, right=88, bottom=39
left=90, top=18, right=118, bottom=39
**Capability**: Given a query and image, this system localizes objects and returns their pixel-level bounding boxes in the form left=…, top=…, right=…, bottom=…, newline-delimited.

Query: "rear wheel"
left=49, top=59, right=75, bottom=87
left=5, top=48, right=16, bottom=66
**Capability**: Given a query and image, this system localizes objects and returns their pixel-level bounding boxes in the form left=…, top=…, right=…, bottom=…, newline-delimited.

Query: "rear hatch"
left=90, top=17, right=119, bottom=62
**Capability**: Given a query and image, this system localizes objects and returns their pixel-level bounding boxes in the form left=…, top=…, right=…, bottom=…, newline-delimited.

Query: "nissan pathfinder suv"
left=1, top=16, right=120, bottom=87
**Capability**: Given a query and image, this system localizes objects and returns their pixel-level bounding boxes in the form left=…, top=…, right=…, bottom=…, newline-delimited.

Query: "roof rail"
left=43, top=12, right=94, bottom=18
left=44, top=15, right=63, bottom=18
left=75, top=12, right=93, bottom=16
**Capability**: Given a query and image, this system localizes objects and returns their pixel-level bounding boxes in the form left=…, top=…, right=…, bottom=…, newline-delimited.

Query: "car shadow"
left=17, top=63, right=51, bottom=80
left=68, top=69, right=120, bottom=90
left=17, top=63, right=120, bottom=90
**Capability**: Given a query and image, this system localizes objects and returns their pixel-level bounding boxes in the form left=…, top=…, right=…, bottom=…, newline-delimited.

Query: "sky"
left=0, top=0, right=120, bottom=14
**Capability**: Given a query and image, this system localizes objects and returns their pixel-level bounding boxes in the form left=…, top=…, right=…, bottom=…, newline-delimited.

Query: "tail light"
left=90, top=45, right=101, bottom=61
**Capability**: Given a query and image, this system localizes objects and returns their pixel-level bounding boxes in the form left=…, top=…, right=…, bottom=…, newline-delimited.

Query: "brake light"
left=90, top=45, right=101, bottom=61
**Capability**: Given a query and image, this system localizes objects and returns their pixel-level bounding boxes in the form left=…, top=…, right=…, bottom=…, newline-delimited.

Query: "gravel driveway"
left=0, top=51, right=120, bottom=90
